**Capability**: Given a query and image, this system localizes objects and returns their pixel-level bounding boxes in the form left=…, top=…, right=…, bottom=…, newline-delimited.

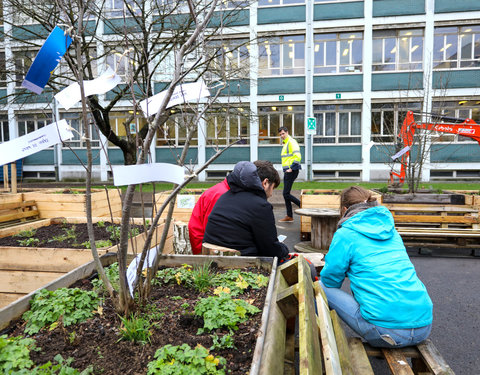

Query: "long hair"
left=340, top=186, right=377, bottom=211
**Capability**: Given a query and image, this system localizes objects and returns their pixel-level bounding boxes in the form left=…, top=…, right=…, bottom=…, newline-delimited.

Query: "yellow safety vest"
left=281, top=135, right=301, bottom=169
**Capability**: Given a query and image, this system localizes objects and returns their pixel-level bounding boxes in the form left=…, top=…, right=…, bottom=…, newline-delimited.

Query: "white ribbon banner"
left=112, top=163, right=185, bottom=186
left=391, top=146, right=411, bottom=160
left=126, top=247, right=157, bottom=297
left=54, top=67, right=122, bottom=110
left=0, top=120, right=73, bottom=166
left=139, top=80, right=210, bottom=117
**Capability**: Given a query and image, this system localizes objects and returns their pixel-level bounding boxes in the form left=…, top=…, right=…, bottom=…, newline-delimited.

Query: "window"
left=61, top=113, right=100, bottom=148
left=431, top=100, right=480, bottom=143
left=258, top=105, right=304, bottom=145
left=107, top=111, right=147, bottom=146
left=373, top=29, right=423, bottom=71
left=313, top=104, right=361, bottom=144
left=315, top=0, right=362, bottom=2
left=106, top=47, right=136, bottom=82
left=17, top=114, right=52, bottom=137
left=156, top=109, right=198, bottom=147
left=434, top=26, right=480, bottom=69
left=259, top=0, right=304, bottom=6
left=314, top=32, right=363, bottom=74
left=0, top=116, right=9, bottom=143
left=105, top=0, right=140, bottom=17
left=14, top=50, right=37, bottom=87
left=371, top=102, right=422, bottom=143
left=0, top=52, right=6, bottom=88
left=206, top=39, right=250, bottom=80
left=218, top=0, right=250, bottom=9
left=205, top=107, right=249, bottom=146
left=259, top=35, right=305, bottom=76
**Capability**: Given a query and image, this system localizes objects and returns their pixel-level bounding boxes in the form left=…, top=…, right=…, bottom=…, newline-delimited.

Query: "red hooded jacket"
left=188, top=179, right=229, bottom=254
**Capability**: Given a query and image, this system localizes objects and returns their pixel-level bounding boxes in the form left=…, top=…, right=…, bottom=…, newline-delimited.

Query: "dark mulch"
left=0, top=222, right=145, bottom=248
left=5, top=267, right=269, bottom=375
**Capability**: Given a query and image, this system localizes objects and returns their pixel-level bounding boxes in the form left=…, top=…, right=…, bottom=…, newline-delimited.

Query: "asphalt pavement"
left=273, top=194, right=480, bottom=375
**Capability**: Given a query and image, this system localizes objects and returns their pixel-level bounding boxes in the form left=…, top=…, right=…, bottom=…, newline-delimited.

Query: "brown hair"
left=254, top=160, right=280, bottom=188
left=340, top=186, right=377, bottom=211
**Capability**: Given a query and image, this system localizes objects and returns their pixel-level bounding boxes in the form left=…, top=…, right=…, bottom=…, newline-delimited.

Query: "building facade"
left=1, top=0, right=480, bottom=182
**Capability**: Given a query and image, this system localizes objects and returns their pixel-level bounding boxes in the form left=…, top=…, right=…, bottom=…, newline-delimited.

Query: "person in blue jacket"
left=320, top=186, right=433, bottom=348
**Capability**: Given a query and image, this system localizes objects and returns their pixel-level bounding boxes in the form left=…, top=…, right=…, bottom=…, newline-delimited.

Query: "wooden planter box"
left=444, top=190, right=480, bottom=209
left=154, top=189, right=206, bottom=222
left=0, top=253, right=276, bottom=375
left=0, top=217, right=173, bottom=308
left=300, top=189, right=382, bottom=240
left=22, top=188, right=122, bottom=219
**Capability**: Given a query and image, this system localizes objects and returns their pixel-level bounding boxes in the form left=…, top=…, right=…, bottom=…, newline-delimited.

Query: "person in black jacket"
left=203, top=160, right=289, bottom=259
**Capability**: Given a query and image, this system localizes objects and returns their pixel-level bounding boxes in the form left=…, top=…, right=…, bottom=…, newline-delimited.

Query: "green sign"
left=336, top=93, right=341, bottom=99
left=279, top=95, right=284, bottom=101
left=306, top=117, right=316, bottom=135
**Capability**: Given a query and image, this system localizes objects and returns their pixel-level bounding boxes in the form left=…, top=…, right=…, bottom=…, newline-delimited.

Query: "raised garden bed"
left=22, top=188, right=122, bottom=218
left=0, top=217, right=173, bottom=308
left=0, top=253, right=276, bottom=375
left=154, top=189, right=206, bottom=222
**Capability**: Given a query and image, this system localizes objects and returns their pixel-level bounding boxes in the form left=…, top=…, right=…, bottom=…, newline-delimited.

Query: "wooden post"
left=11, top=163, right=17, bottom=194
left=3, top=164, right=9, bottom=190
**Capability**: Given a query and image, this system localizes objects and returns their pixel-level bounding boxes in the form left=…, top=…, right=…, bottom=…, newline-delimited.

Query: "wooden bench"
left=201, top=242, right=241, bottom=256
left=0, top=200, right=39, bottom=227
left=260, top=255, right=454, bottom=374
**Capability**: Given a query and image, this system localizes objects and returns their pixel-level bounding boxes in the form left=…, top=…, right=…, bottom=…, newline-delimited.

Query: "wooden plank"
left=298, top=256, right=323, bottom=375
left=382, top=348, right=415, bottom=375
left=0, top=270, right=64, bottom=293
left=0, top=200, right=37, bottom=210
left=0, top=293, right=25, bottom=309
left=314, top=282, right=340, bottom=375
left=392, top=214, right=479, bottom=224
left=201, top=242, right=241, bottom=256
left=0, top=218, right=52, bottom=238
left=330, top=310, right=354, bottom=375
left=347, top=338, right=374, bottom=375
left=276, top=284, right=299, bottom=319
left=0, top=209, right=39, bottom=222
left=284, top=328, right=296, bottom=375
left=417, top=339, right=455, bottom=375
left=278, top=256, right=299, bottom=285
left=385, top=204, right=478, bottom=213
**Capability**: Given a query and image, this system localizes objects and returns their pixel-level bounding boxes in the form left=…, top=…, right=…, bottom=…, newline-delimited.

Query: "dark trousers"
left=283, top=169, right=300, bottom=217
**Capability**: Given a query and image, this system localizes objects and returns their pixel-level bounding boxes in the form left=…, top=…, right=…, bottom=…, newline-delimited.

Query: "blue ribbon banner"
left=22, top=26, right=72, bottom=95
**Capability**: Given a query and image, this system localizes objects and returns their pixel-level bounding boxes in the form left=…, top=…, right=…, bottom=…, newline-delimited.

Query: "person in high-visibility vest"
left=278, top=126, right=301, bottom=222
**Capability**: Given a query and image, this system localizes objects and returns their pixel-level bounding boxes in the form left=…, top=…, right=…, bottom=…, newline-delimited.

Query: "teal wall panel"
left=210, top=9, right=249, bottom=27
left=14, top=89, right=53, bottom=104
left=206, top=146, right=250, bottom=164
left=104, top=18, right=141, bottom=34
left=370, top=145, right=395, bottom=163
left=23, top=150, right=54, bottom=165
left=433, top=70, right=480, bottom=90
left=105, top=83, right=146, bottom=101
left=258, top=77, right=305, bottom=95
left=314, top=2, right=364, bottom=20
left=431, top=144, right=480, bottom=163
left=373, top=0, right=424, bottom=16
left=371, top=72, right=423, bottom=91
left=62, top=149, right=100, bottom=165
left=0, top=89, right=6, bottom=104
left=258, top=146, right=306, bottom=164
left=108, top=148, right=126, bottom=165
left=435, top=0, right=480, bottom=13
left=12, top=24, right=49, bottom=40
left=313, top=145, right=361, bottom=163
left=313, top=75, right=363, bottom=93
left=258, top=5, right=305, bottom=24
left=211, top=79, right=250, bottom=97
left=154, top=82, right=169, bottom=94
left=156, top=147, right=198, bottom=164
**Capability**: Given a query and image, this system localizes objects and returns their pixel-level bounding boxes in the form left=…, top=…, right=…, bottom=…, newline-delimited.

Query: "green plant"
left=97, top=220, right=105, bottom=228
left=213, top=269, right=269, bottom=296
left=106, top=225, right=121, bottom=241
left=210, top=333, right=235, bottom=351
left=118, top=315, right=153, bottom=345
left=129, top=227, right=140, bottom=238
left=170, top=295, right=183, bottom=301
left=147, top=344, right=225, bottom=375
left=68, top=331, right=77, bottom=345
left=22, top=288, right=99, bottom=335
left=194, top=293, right=260, bottom=334
left=191, top=262, right=215, bottom=293
left=63, top=226, right=77, bottom=240
left=91, top=263, right=120, bottom=294
left=81, top=239, right=113, bottom=249
left=0, top=334, right=37, bottom=373
left=31, top=354, right=93, bottom=374
left=143, top=303, right=166, bottom=321
left=17, top=237, right=40, bottom=247
left=15, top=229, right=37, bottom=238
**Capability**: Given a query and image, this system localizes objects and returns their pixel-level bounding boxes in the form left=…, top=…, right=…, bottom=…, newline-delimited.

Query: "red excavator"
left=389, top=110, right=480, bottom=185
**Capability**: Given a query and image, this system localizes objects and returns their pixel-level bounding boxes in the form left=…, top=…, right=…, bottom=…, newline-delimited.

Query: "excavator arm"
left=390, top=110, right=480, bottom=185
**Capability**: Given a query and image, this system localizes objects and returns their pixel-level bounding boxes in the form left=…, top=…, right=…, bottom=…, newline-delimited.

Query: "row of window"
left=2, top=100, right=478, bottom=146
left=3, top=25, right=480, bottom=88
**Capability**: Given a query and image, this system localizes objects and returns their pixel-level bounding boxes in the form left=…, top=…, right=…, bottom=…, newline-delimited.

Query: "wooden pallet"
left=0, top=200, right=39, bottom=226
left=261, top=256, right=454, bottom=374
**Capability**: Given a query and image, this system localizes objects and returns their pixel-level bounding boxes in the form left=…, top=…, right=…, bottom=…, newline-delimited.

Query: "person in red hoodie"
left=188, top=179, right=229, bottom=254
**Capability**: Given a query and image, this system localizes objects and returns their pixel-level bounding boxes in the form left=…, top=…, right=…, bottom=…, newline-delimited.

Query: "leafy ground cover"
left=2, top=263, right=269, bottom=374
left=0, top=221, right=144, bottom=249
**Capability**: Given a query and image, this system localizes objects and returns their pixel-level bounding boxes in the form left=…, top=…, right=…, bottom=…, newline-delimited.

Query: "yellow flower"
left=213, top=286, right=231, bottom=295
left=175, top=273, right=182, bottom=285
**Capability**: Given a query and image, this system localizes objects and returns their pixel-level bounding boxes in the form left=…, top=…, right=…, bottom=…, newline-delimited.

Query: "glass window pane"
left=325, top=41, right=336, bottom=66
left=411, top=37, right=423, bottom=62
left=351, top=112, right=361, bottom=135
left=461, top=34, right=473, bottom=60
left=339, top=113, right=349, bottom=135
left=385, top=38, right=396, bottom=63
left=294, top=113, right=304, bottom=138
left=371, top=112, right=381, bottom=134
left=433, top=35, right=444, bottom=62
left=372, top=39, right=383, bottom=63
left=325, top=113, right=335, bottom=136
left=315, top=113, right=323, bottom=136
left=270, top=114, right=280, bottom=137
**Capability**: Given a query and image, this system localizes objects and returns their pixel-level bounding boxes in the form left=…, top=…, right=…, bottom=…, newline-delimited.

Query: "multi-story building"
left=1, top=0, right=480, bottom=182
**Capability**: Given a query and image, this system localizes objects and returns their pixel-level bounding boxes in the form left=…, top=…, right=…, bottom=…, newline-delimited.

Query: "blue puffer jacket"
left=320, top=206, right=433, bottom=329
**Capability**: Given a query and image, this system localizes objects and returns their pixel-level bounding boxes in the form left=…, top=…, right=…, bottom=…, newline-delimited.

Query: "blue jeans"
left=319, top=281, right=432, bottom=348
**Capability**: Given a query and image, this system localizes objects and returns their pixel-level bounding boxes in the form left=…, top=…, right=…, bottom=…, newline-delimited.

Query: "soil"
left=0, top=222, right=145, bottom=248
left=4, top=266, right=268, bottom=375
